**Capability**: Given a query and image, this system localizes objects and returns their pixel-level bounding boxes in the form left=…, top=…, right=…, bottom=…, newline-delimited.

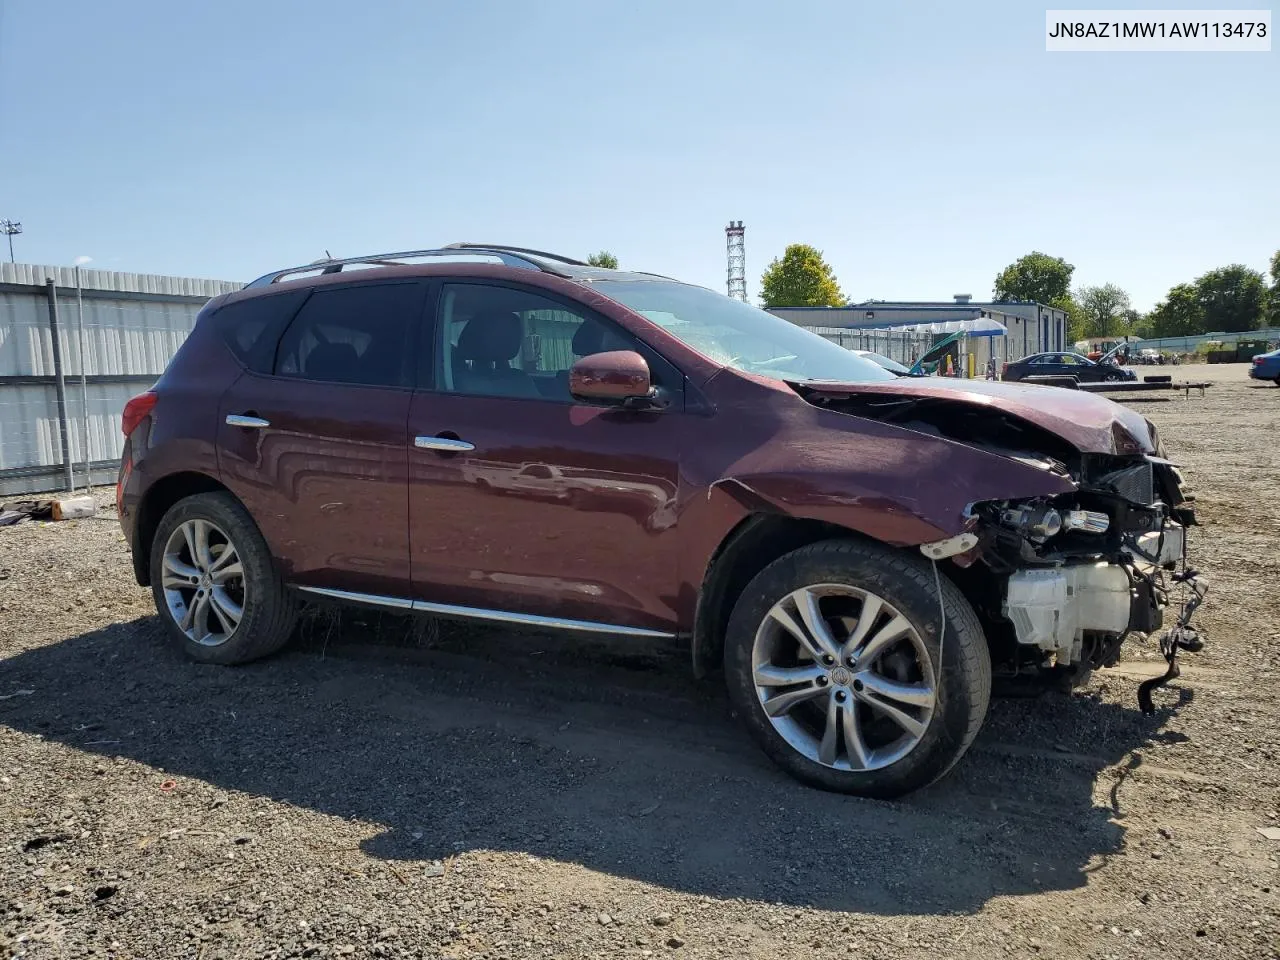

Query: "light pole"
left=1, top=220, right=21, bottom=263
left=74, top=256, right=93, bottom=489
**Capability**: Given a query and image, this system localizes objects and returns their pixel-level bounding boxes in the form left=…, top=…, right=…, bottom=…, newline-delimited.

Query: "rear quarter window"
left=209, top=290, right=309, bottom=373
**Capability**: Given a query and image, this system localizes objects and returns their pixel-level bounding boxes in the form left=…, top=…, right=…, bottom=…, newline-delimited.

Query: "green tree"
left=1074, top=283, right=1133, bottom=338
left=759, top=244, right=845, bottom=308
left=1194, top=264, right=1266, bottom=332
left=1061, top=296, right=1088, bottom=345
left=1147, top=284, right=1203, bottom=338
left=1263, top=249, right=1280, bottom=327
left=993, top=252, right=1075, bottom=304
left=586, top=250, right=619, bottom=269
left=1123, top=308, right=1152, bottom=339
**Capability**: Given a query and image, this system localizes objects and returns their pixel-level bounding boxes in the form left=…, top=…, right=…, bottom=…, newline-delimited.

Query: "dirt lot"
left=2, top=364, right=1277, bottom=960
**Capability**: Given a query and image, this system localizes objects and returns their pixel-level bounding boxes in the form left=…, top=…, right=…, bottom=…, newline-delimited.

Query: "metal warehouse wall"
left=771, top=302, right=1068, bottom=363
left=0, top=263, right=241, bottom=496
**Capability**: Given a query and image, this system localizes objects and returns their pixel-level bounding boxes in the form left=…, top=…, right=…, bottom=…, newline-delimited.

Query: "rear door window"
left=274, top=282, right=425, bottom=388
left=210, top=290, right=308, bottom=373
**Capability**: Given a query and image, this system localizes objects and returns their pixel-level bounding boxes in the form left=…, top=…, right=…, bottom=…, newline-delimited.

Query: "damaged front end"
left=969, top=452, right=1207, bottom=710
left=797, top=381, right=1208, bottom=710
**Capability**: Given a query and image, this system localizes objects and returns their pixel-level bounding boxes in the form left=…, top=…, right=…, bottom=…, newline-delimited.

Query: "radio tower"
left=725, top=221, right=747, bottom=302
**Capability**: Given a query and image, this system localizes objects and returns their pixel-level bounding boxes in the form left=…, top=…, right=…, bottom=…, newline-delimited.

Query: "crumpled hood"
left=800, top=377, right=1156, bottom=455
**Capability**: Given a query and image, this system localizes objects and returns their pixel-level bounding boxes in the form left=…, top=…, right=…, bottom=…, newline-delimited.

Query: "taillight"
left=122, top=391, right=158, bottom=437
left=1254, top=356, right=1264, bottom=365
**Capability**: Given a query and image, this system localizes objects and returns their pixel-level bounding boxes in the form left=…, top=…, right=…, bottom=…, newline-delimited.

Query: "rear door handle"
left=226, top=414, right=270, bottom=429
left=415, top=436, right=475, bottom=452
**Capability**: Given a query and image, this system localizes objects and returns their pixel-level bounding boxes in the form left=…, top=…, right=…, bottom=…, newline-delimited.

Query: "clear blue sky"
left=1, top=0, right=1274, bottom=309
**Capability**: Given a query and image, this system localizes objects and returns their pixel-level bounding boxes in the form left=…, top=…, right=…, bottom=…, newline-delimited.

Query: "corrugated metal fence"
left=1134, top=328, right=1280, bottom=354
left=0, top=263, right=240, bottom=496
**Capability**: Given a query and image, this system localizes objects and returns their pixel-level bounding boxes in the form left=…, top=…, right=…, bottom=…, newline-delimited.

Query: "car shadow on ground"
left=0, top=611, right=1186, bottom=916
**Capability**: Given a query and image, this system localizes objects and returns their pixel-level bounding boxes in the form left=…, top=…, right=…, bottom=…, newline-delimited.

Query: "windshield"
left=858, top=351, right=911, bottom=375
left=590, top=280, right=895, bottom=383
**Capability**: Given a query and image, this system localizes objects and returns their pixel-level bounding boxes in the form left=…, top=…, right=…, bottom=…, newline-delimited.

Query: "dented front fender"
left=710, top=406, right=1077, bottom=545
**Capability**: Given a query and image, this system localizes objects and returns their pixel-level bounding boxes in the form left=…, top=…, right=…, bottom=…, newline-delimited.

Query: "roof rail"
left=243, top=245, right=576, bottom=289
left=441, top=243, right=589, bottom=267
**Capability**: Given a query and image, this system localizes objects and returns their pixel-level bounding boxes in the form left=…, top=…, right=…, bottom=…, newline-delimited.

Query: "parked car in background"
left=117, top=244, right=1202, bottom=799
left=1249, top=347, right=1280, bottom=384
left=1082, top=338, right=1136, bottom=362
left=851, top=349, right=913, bottom=376
left=1002, top=351, right=1137, bottom=384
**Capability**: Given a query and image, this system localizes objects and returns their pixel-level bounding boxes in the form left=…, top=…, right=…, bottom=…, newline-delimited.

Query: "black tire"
left=723, top=539, right=991, bottom=798
left=149, top=492, right=298, bottom=665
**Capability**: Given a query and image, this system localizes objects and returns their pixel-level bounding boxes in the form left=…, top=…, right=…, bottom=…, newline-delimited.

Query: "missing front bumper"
left=1003, top=563, right=1133, bottom=667
left=1002, top=560, right=1208, bottom=710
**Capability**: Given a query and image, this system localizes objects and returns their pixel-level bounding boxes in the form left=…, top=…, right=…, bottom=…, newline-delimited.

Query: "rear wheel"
left=149, top=492, right=298, bottom=664
left=723, top=539, right=991, bottom=798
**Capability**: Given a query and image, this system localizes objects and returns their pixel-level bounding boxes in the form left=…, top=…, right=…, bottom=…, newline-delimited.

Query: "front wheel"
left=723, top=539, right=991, bottom=798
left=150, top=492, right=298, bottom=664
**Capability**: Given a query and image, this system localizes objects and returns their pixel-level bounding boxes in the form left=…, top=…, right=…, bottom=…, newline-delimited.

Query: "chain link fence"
left=804, top=327, right=938, bottom=366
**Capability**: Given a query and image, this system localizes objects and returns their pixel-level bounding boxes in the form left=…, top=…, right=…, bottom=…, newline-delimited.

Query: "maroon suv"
left=117, top=244, right=1204, bottom=797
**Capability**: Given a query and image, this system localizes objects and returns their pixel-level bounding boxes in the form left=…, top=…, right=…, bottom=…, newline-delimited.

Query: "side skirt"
left=295, top=585, right=676, bottom=639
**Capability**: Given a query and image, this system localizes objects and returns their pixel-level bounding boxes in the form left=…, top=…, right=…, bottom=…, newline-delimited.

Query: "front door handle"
left=415, top=436, right=475, bottom=452
left=226, top=414, right=270, bottom=429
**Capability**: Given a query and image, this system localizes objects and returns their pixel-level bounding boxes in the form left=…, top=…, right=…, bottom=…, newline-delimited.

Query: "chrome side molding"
left=297, top=586, right=413, bottom=610
left=295, top=585, right=674, bottom=639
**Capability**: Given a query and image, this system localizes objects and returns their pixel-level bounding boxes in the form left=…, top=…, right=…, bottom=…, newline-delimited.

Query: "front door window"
left=435, top=283, right=642, bottom=403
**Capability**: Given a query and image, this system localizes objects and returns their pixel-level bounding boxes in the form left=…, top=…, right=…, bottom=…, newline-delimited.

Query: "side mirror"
left=569, top=350, right=654, bottom=406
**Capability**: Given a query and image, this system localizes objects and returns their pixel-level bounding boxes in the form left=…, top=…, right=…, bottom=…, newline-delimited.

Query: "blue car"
left=1250, top=348, right=1280, bottom=385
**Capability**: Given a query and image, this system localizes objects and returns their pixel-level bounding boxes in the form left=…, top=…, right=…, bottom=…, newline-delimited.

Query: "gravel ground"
left=2, top=363, right=1277, bottom=960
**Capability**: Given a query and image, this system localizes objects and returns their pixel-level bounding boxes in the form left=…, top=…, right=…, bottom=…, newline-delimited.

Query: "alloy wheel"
left=161, top=519, right=246, bottom=646
left=751, top=584, right=937, bottom=771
